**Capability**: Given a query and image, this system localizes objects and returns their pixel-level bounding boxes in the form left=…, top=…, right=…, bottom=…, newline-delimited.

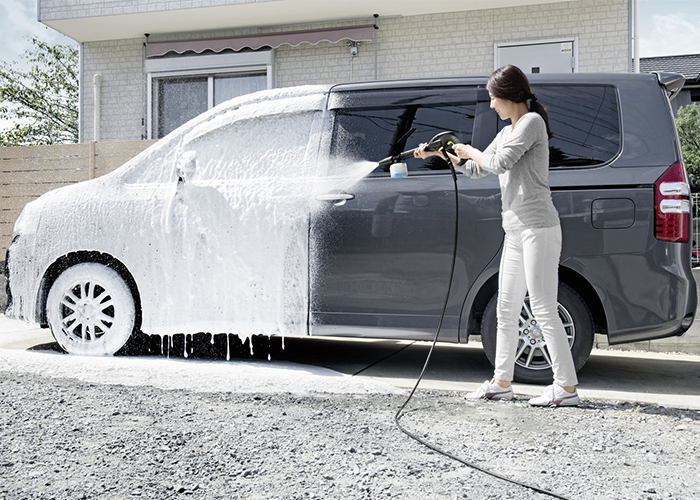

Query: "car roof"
left=329, top=71, right=681, bottom=93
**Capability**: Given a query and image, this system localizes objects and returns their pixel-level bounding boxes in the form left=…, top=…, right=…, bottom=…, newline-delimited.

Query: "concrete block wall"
left=80, top=0, right=629, bottom=144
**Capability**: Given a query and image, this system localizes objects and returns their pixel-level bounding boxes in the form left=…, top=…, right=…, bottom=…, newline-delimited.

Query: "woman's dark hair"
left=486, top=65, right=553, bottom=139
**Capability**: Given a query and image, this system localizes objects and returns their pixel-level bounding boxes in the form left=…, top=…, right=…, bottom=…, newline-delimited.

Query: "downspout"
left=373, top=14, right=379, bottom=80
left=78, top=43, right=84, bottom=143
left=142, top=34, right=148, bottom=140
left=633, top=0, right=640, bottom=73
left=93, top=73, right=102, bottom=142
left=628, top=0, right=633, bottom=72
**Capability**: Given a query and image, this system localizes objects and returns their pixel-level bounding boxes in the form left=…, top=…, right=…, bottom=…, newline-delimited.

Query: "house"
left=641, top=53, right=700, bottom=113
left=37, top=0, right=634, bottom=143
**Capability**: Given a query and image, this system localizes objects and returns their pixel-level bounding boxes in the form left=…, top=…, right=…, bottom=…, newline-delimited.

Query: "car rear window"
left=530, top=84, right=621, bottom=168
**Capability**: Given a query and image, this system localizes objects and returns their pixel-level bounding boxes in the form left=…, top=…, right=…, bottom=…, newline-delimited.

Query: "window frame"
left=146, top=50, right=274, bottom=139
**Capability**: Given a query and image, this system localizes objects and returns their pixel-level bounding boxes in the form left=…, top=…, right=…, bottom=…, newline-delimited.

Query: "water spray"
left=386, top=132, right=572, bottom=500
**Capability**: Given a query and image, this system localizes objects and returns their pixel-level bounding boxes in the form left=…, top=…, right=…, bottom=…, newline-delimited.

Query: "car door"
left=119, top=107, right=324, bottom=338
left=310, top=86, right=503, bottom=342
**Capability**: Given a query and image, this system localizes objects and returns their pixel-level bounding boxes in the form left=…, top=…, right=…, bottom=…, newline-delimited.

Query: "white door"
left=496, top=40, right=576, bottom=73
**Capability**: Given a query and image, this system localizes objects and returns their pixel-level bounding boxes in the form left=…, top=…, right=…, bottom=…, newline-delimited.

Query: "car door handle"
left=316, top=193, right=355, bottom=202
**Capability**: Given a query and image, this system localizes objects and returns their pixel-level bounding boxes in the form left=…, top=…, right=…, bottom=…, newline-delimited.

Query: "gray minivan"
left=5, top=72, right=696, bottom=383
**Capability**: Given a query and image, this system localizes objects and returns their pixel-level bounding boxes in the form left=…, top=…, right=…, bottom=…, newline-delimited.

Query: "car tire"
left=46, top=262, right=136, bottom=356
left=480, top=282, right=594, bottom=384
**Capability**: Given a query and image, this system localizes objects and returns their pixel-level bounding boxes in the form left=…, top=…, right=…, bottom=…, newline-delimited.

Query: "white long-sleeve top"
left=456, top=112, right=560, bottom=230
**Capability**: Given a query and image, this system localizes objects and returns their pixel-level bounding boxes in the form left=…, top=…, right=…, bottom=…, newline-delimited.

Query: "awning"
left=146, top=25, right=375, bottom=58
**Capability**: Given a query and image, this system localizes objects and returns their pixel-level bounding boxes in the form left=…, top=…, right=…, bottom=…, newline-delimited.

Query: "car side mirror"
left=176, top=151, right=197, bottom=184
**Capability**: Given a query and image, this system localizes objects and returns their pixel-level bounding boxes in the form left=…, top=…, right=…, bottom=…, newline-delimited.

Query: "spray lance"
left=378, top=130, right=462, bottom=180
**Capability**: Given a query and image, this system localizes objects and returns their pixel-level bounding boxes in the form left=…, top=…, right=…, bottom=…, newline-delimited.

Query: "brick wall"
left=80, top=0, right=630, bottom=141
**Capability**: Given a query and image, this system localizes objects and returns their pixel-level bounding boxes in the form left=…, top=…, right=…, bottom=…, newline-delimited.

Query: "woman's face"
left=489, top=93, right=514, bottom=121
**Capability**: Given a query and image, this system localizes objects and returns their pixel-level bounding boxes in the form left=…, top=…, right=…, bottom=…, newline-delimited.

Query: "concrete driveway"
left=270, top=336, right=700, bottom=410
left=2, top=315, right=699, bottom=410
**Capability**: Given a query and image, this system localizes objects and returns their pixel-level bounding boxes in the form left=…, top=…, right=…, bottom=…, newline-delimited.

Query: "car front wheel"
left=480, top=283, right=594, bottom=384
left=46, top=262, right=136, bottom=356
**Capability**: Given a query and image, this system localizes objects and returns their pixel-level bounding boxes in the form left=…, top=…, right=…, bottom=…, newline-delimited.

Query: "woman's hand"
left=452, top=143, right=475, bottom=159
left=413, top=143, right=436, bottom=159
left=453, top=143, right=484, bottom=166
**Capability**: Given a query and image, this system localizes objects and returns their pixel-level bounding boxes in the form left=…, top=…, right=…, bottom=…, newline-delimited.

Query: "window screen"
left=151, top=71, right=268, bottom=139
left=214, top=73, right=267, bottom=106
left=154, top=77, right=208, bottom=139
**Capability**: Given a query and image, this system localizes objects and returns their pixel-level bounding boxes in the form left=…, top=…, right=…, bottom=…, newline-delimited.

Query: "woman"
left=415, top=65, right=579, bottom=407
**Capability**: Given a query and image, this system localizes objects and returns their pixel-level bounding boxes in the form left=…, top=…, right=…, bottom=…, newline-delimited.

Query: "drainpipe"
left=633, top=0, right=640, bottom=73
left=93, top=73, right=102, bottom=142
left=373, top=14, right=379, bottom=80
left=78, top=43, right=84, bottom=143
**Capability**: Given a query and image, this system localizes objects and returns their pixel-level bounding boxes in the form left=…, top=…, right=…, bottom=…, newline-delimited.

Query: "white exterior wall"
left=82, top=39, right=145, bottom=142
left=79, top=0, right=629, bottom=142
left=275, top=0, right=629, bottom=87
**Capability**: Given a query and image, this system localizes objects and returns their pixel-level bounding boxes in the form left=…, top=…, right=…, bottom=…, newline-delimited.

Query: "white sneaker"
left=464, top=380, right=514, bottom=400
left=529, top=384, right=580, bottom=407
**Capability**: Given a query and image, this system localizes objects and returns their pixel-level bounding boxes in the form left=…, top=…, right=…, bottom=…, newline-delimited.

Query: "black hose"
left=392, top=150, right=573, bottom=500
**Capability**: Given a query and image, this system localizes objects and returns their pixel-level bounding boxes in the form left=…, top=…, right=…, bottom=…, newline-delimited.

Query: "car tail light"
left=654, top=161, right=690, bottom=242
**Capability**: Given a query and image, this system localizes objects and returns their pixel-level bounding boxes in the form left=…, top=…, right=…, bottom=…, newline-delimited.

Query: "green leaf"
left=0, top=35, right=78, bottom=146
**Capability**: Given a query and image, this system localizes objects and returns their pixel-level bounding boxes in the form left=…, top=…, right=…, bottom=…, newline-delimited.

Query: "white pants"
left=493, top=224, right=578, bottom=387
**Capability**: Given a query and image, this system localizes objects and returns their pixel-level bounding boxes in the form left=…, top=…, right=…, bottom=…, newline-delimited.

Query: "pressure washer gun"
left=378, top=131, right=462, bottom=181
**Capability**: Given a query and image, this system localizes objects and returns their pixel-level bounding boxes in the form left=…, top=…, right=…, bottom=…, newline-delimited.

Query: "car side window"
left=330, top=88, right=485, bottom=176
left=180, top=111, right=319, bottom=182
left=120, top=140, right=180, bottom=185
left=504, top=84, right=621, bottom=168
left=121, top=111, right=320, bottom=185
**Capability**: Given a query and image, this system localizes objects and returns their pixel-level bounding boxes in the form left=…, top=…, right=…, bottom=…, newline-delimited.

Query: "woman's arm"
left=450, top=138, right=499, bottom=178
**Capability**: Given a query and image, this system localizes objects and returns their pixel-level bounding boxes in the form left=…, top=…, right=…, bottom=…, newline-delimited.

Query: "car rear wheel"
left=480, top=282, right=594, bottom=384
left=46, top=262, right=136, bottom=356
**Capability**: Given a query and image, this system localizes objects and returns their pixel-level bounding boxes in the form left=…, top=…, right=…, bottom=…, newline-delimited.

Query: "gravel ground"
left=1, top=368, right=699, bottom=500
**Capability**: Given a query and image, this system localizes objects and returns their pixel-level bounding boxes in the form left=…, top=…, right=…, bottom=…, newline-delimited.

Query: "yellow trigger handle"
left=439, top=140, right=455, bottom=152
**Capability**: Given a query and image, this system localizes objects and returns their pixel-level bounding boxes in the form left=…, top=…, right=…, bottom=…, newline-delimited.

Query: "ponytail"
left=527, top=95, right=553, bottom=139
left=487, top=65, right=553, bottom=139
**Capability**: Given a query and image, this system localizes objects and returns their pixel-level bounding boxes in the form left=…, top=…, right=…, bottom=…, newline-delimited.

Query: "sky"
left=639, top=0, right=700, bottom=57
left=0, top=0, right=74, bottom=68
left=0, top=0, right=699, bottom=68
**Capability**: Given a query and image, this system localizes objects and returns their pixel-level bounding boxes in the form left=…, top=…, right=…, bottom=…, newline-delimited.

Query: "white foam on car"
left=6, top=85, right=378, bottom=356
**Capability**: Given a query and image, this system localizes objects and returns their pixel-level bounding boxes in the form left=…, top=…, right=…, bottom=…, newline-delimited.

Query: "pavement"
left=1, top=314, right=699, bottom=410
